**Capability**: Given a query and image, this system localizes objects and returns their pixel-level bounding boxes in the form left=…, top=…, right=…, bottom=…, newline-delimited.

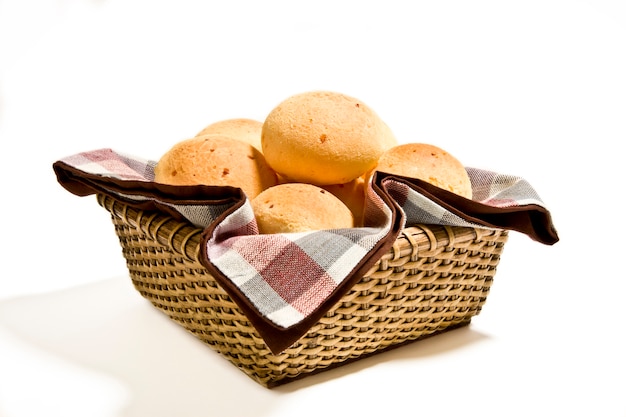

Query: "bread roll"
left=154, top=134, right=278, bottom=199
left=321, top=177, right=367, bottom=227
left=375, top=143, right=472, bottom=199
left=195, top=118, right=263, bottom=151
left=251, top=183, right=355, bottom=234
left=261, top=91, right=389, bottom=185
left=381, top=120, right=398, bottom=150
left=273, top=173, right=366, bottom=225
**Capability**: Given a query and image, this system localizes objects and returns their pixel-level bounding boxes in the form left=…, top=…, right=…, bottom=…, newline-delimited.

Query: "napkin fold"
left=53, top=148, right=558, bottom=353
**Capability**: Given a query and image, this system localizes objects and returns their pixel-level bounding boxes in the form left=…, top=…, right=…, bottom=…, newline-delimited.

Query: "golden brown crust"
left=375, top=143, right=473, bottom=199
left=195, top=118, right=263, bottom=151
left=261, top=91, right=389, bottom=185
left=154, top=134, right=277, bottom=199
left=251, top=183, right=355, bottom=234
left=321, top=177, right=367, bottom=227
left=380, top=120, right=398, bottom=150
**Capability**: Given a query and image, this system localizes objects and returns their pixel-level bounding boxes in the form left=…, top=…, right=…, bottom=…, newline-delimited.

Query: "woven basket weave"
left=97, top=193, right=508, bottom=387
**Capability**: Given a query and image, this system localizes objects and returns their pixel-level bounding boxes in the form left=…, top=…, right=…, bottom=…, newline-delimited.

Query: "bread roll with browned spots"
left=261, top=91, right=389, bottom=185
left=376, top=143, right=472, bottom=199
left=195, top=118, right=263, bottom=152
left=154, top=134, right=278, bottom=199
left=251, top=183, right=355, bottom=234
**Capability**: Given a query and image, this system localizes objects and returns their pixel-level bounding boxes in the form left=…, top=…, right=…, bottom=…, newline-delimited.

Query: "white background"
left=1, top=1, right=625, bottom=416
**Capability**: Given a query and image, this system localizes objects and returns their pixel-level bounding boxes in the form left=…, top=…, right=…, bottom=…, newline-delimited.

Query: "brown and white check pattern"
left=54, top=148, right=558, bottom=352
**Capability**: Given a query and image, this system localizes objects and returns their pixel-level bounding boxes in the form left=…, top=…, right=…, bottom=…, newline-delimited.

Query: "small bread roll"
left=195, top=118, right=263, bottom=151
left=261, top=91, right=389, bottom=185
left=376, top=143, right=473, bottom=199
left=251, top=183, right=355, bottom=234
left=321, top=177, right=367, bottom=227
left=154, top=134, right=278, bottom=199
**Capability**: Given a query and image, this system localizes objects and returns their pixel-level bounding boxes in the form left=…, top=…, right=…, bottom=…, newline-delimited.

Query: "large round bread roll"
left=261, top=91, right=390, bottom=185
left=195, top=118, right=263, bottom=152
left=251, top=183, right=355, bottom=234
left=154, top=134, right=278, bottom=199
left=376, top=143, right=473, bottom=199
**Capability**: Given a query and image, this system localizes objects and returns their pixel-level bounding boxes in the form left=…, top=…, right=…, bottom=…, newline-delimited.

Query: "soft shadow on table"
left=274, top=319, right=489, bottom=393
left=0, top=276, right=489, bottom=415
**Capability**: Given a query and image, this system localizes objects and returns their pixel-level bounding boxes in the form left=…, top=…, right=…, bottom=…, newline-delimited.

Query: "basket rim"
left=96, top=193, right=504, bottom=269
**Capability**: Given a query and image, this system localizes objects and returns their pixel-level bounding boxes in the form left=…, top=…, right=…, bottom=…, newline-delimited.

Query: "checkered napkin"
left=53, top=148, right=558, bottom=353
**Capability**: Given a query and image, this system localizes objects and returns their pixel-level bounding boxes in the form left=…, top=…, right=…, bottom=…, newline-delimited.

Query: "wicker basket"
left=97, top=193, right=508, bottom=388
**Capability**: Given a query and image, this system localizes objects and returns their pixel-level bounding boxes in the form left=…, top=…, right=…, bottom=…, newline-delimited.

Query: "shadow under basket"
left=97, top=194, right=508, bottom=388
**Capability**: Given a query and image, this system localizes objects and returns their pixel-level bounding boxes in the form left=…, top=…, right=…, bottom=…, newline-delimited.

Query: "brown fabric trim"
left=53, top=160, right=244, bottom=221
left=54, top=161, right=559, bottom=354
left=378, top=172, right=560, bottom=245
left=197, top=173, right=405, bottom=354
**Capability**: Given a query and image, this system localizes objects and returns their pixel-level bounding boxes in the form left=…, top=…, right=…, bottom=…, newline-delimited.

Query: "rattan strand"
left=96, top=194, right=508, bottom=387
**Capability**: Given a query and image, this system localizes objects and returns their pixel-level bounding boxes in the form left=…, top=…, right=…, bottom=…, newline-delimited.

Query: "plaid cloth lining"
left=54, top=148, right=558, bottom=353
left=389, top=171, right=545, bottom=228
left=205, top=187, right=393, bottom=327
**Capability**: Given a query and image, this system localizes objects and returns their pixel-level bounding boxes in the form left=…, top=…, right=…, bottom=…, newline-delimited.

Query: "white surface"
left=1, top=1, right=625, bottom=416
